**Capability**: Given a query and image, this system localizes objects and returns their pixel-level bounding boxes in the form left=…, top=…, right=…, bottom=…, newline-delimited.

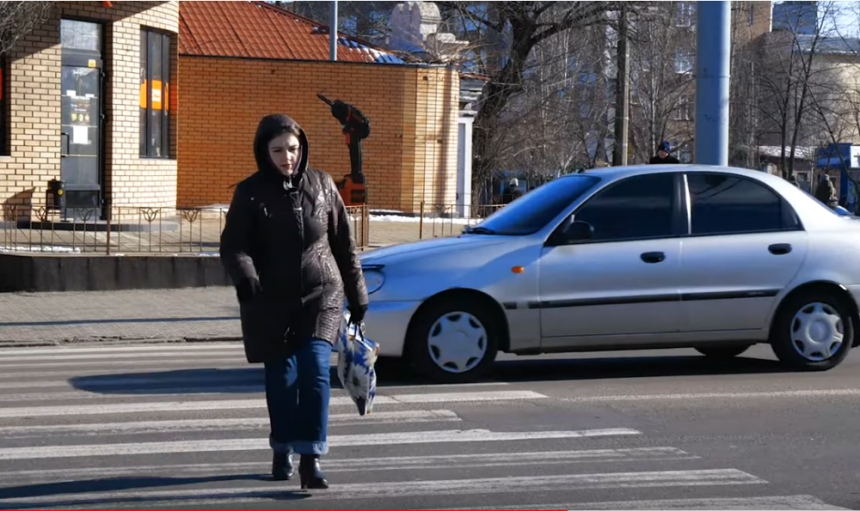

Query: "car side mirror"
left=564, top=220, right=594, bottom=241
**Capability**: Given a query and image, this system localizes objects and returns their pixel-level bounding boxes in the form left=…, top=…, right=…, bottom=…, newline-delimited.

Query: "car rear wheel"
left=694, top=345, right=751, bottom=359
left=406, top=296, right=499, bottom=384
left=770, top=291, right=853, bottom=371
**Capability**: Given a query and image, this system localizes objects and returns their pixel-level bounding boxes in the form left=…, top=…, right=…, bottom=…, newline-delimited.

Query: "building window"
left=0, top=54, right=7, bottom=156
left=672, top=96, right=692, bottom=121
left=676, top=1, right=694, bottom=27
left=674, top=52, right=694, bottom=74
left=140, top=28, right=170, bottom=158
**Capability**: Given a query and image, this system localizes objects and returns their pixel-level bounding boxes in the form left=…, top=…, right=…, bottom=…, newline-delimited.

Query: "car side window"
left=573, top=173, right=676, bottom=242
left=687, top=173, right=796, bottom=235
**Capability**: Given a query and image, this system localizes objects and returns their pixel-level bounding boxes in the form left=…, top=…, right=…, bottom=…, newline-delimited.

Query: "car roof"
left=578, top=163, right=778, bottom=182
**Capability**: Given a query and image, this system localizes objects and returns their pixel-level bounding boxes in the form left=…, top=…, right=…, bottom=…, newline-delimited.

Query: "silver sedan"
left=358, top=164, right=860, bottom=383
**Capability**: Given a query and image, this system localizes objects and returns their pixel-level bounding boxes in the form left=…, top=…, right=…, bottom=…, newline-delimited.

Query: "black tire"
left=770, top=290, right=854, bottom=371
left=405, top=296, right=499, bottom=384
left=694, top=345, right=751, bottom=359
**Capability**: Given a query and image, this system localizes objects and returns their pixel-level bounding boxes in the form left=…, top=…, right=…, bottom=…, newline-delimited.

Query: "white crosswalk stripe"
left=0, top=343, right=848, bottom=510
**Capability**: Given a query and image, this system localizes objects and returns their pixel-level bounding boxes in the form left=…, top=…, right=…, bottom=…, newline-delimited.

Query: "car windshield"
left=467, top=174, right=601, bottom=236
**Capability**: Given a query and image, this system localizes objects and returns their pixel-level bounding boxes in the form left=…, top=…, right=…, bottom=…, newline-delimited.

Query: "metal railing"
left=0, top=204, right=371, bottom=254
left=417, top=202, right=504, bottom=239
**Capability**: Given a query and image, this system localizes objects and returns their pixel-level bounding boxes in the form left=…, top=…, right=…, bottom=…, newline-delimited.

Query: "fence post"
left=105, top=200, right=112, bottom=255
left=419, top=201, right=424, bottom=239
left=362, top=204, right=370, bottom=247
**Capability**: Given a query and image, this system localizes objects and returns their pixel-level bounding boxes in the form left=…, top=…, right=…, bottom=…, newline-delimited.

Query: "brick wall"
left=177, top=56, right=460, bottom=213
left=0, top=1, right=178, bottom=218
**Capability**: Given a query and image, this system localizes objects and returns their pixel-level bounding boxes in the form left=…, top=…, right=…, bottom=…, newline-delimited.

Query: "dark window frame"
left=139, top=27, right=171, bottom=159
left=0, top=53, right=8, bottom=156
left=563, top=172, right=685, bottom=244
left=681, top=172, right=804, bottom=237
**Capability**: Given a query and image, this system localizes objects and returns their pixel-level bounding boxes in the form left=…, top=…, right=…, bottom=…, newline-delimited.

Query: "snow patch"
left=0, top=245, right=81, bottom=253
left=200, top=204, right=479, bottom=225
left=366, top=214, right=476, bottom=225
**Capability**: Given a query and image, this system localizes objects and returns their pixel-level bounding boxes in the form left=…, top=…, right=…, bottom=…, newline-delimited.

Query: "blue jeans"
left=264, top=338, right=332, bottom=456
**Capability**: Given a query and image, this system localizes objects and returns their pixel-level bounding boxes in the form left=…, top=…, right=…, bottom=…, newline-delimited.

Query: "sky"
left=773, top=0, right=860, bottom=37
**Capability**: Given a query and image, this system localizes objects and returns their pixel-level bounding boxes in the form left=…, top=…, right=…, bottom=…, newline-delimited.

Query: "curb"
left=0, top=336, right=244, bottom=348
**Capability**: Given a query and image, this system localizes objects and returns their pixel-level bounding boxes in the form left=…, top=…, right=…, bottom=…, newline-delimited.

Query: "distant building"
left=772, top=1, right=818, bottom=35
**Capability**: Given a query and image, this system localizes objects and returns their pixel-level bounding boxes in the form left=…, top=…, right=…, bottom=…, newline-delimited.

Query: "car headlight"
left=363, top=268, right=385, bottom=294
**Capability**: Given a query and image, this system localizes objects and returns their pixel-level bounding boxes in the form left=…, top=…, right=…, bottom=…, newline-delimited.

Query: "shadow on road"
left=68, top=353, right=789, bottom=395
left=483, top=354, right=788, bottom=383
left=0, top=474, right=310, bottom=508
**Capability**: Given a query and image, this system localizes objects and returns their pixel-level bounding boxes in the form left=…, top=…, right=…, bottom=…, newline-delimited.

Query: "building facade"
left=177, top=1, right=461, bottom=214
left=1, top=1, right=179, bottom=221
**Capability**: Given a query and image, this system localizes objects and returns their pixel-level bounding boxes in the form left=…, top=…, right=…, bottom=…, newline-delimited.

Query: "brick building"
left=177, top=1, right=462, bottom=213
left=0, top=1, right=179, bottom=220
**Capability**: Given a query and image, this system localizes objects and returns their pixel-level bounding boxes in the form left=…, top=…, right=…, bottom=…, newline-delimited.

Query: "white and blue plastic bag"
left=336, top=314, right=379, bottom=416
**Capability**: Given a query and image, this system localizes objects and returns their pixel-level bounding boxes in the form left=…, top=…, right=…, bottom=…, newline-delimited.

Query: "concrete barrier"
left=0, top=253, right=231, bottom=292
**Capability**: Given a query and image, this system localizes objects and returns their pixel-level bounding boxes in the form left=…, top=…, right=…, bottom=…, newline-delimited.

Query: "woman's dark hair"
left=272, top=125, right=302, bottom=141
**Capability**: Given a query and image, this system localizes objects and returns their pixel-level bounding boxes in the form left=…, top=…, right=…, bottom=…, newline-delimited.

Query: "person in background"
left=649, top=141, right=680, bottom=164
left=220, top=114, right=368, bottom=490
left=502, top=178, right=523, bottom=204
left=814, top=174, right=836, bottom=206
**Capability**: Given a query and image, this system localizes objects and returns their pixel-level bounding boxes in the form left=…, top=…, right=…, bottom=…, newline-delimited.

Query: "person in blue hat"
left=649, top=141, right=680, bottom=164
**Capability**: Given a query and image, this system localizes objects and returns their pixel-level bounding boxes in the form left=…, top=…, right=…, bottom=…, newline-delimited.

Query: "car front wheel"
left=406, top=296, right=499, bottom=384
left=770, top=291, right=854, bottom=371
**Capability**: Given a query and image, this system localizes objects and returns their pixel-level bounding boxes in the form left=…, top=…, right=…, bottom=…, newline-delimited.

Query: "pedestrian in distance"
left=220, top=113, right=369, bottom=490
left=649, top=141, right=680, bottom=164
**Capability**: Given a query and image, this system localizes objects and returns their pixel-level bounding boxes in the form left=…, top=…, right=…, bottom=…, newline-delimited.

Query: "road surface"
left=0, top=342, right=858, bottom=510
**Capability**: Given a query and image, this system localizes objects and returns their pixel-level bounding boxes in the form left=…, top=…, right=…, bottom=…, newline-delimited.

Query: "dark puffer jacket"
left=220, top=114, right=368, bottom=364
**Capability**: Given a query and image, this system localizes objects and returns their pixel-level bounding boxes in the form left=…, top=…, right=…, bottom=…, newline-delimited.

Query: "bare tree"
left=626, top=1, right=696, bottom=163
left=501, top=22, right=615, bottom=179
left=753, top=1, right=846, bottom=177
left=728, top=2, right=763, bottom=169
left=436, top=1, right=624, bottom=201
left=0, top=2, right=55, bottom=56
left=274, top=1, right=393, bottom=44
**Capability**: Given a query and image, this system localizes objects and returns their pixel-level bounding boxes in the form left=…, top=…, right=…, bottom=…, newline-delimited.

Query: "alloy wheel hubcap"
left=790, top=302, right=844, bottom=361
left=427, top=311, right=488, bottom=373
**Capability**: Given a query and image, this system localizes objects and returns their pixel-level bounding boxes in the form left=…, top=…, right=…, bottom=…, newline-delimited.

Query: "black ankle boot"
left=299, top=454, right=329, bottom=489
left=272, top=452, right=294, bottom=481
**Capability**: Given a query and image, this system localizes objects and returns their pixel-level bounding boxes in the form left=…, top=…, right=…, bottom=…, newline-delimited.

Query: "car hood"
left=360, top=235, right=510, bottom=266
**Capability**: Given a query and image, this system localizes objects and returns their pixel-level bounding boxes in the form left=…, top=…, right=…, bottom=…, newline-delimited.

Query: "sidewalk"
left=0, top=287, right=243, bottom=347
left=0, top=217, right=477, bottom=347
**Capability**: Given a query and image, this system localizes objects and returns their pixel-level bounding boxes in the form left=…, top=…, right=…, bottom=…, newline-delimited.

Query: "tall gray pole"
left=330, top=0, right=338, bottom=61
left=613, top=3, right=629, bottom=166
left=694, top=1, right=731, bottom=165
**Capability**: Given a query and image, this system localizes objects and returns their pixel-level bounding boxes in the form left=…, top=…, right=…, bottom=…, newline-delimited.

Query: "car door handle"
left=640, top=251, right=665, bottom=263
left=768, top=243, right=792, bottom=255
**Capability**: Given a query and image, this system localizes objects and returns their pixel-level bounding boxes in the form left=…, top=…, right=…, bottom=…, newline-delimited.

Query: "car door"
left=677, top=172, right=809, bottom=333
left=538, top=172, right=685, bottom=343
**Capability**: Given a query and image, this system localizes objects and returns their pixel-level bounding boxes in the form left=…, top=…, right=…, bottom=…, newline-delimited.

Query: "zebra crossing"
left=0, top=343, right=847, bottom=510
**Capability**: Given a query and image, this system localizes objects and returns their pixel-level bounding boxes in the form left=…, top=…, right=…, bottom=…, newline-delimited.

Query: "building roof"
left=179, top=1, right=406, bottom=64
left=794, top=34, right=860, bottom=56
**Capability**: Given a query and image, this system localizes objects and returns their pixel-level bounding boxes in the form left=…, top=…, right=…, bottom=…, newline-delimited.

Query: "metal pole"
left=330, top=0, right=338, bottom=61
left=694, top=1, right=731, bottom=166
left=613, top=4, right=629, bottom=166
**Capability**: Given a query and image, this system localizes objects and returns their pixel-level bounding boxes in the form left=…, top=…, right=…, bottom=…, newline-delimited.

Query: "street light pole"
left=694, top=1, right=730, bottom=165
left=330, top=0, right=338, bottom=61
left=613, top=3, right=630, bottom=166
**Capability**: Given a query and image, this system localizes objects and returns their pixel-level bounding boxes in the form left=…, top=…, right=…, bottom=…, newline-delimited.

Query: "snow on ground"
left=365, top=214, right=475, bottom=225
left=199, top=203, right=479, bottom=225
left=0, top=245, right=81, bottom=253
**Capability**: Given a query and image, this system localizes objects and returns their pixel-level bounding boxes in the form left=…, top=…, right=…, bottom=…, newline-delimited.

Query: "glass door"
left=60, top=19, right=104, bottom=221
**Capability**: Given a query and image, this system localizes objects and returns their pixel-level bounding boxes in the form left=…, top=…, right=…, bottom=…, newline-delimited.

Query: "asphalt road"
left=0, top=341, right=859, bottom=510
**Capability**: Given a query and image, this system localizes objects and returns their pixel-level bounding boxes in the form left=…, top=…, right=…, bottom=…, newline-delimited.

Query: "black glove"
left=348, top=303, right=367, bottom=324
left=236, top=278, right=262, bottom=302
